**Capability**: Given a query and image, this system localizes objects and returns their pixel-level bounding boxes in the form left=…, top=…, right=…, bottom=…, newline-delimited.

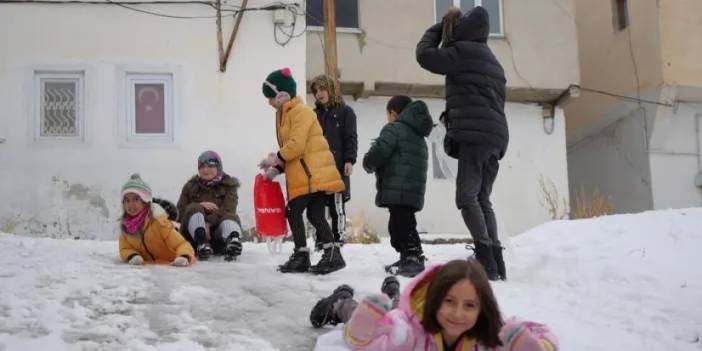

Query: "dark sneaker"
left=384, top=257, right=403, bottom=275
left=278, top=248, right=311, bottom=273
left=309, top=245, right=346, bottom=275
left=381, top=276, right=400, bottom=300
left=309, top=284, right=354, bottom=328
left=396, top=255, right=425, bottom=278
left=224, top=233, right=242, bottom=261
left=197, top=243, right=213, bottom=261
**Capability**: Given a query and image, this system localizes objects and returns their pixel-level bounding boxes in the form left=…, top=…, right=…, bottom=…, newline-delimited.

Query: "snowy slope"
left=1, top=208, right=701, bottom=351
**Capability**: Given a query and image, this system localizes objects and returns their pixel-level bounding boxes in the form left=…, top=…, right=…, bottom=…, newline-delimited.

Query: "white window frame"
left=118, top=69, right=176, bottom=146
left=306, top=26, right=362, bottom=34
left=435, top=0, right=504, bottom=37
left=32, top=70, right=86, bottom=143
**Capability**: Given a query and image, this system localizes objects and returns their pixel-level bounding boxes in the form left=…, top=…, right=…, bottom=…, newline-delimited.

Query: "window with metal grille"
left=435, top=0, right=503, bottom=36
left=306, top=0, right=359, bottom=30
left=34, top=71, right=84, bottom=141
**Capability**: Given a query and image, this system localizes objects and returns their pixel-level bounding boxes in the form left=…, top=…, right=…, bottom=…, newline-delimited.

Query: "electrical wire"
left=105, top=0, right=225, bottom=19
left=1, top=0, right=288, bottom=19
left=273, top=3, right=305, bottom=46
left=574, top=85, right=674, bottom=108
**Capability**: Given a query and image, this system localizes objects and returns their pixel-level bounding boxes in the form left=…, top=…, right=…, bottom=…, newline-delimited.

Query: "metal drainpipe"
left=695, top=114, right=702, bottom=192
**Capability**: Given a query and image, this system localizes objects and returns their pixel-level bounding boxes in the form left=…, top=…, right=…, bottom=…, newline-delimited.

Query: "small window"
left=435, top=0, right=503, bottom=36
left=34, top=71, right=85, bottom=141
left=125, top=73, right=174, bottom=142
left=613, top=0, right=629, bottom=31
left=306, top=0, right=359, bottom=30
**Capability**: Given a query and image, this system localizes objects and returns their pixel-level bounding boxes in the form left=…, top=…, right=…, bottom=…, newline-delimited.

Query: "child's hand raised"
left=346, top=294, right=393, bottom=344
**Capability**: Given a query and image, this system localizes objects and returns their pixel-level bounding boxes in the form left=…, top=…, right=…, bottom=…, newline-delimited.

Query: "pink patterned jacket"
left=344, top=264, right=559, bottom=351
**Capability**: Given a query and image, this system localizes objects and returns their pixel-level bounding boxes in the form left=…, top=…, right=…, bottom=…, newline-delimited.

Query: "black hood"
left=454, top=6, right=490, bottom=43
left=397, top=100, right=434, bottom=137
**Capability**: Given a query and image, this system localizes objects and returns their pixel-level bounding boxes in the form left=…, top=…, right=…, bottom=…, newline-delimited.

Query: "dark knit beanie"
left=197, top=150, right=222, bottom=172
left=262, top=68, right=297, bottom=98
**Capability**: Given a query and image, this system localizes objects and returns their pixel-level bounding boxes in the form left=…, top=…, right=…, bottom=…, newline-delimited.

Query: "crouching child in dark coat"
left=177, top=150, right=243, bottom=261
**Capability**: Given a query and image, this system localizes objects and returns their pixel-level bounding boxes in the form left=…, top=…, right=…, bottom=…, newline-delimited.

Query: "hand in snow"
left=344, top=162, right=353, bottom=176
left=128, top=255, right=144, bottom=266
left=171, top=256, right=189, bottom=267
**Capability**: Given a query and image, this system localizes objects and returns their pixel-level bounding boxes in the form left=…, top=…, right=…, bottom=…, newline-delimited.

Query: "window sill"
left=306, top=26, right=362, bottom=34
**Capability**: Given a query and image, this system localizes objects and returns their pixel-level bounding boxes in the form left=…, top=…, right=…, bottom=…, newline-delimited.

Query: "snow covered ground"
left=1, top=208, right=701, bottom=350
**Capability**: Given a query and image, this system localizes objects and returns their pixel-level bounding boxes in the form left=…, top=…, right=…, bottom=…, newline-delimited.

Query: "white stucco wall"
left=332, top=96, right=569, bottom=238
left=0, top=1, right=306, bottom=239
left=568, top=99, right=702, bottom=215
left=567, top=106, right=655, bottom=214
left=649, top=103, right=702, bottom=209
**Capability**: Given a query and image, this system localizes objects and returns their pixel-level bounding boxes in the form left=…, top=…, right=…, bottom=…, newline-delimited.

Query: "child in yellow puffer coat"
left=118, top=173, right=195, bottom=266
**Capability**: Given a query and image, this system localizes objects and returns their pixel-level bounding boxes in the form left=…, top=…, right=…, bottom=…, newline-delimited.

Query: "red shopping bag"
left=254, top=174, right=287, bottom=238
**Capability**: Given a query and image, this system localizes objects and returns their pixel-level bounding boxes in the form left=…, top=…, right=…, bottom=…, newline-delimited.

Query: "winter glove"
left=128, top=255, right=144, bottom=266
left=258, top=152, right=282, bottom=169
left=345, top=294, right=393, bottom=345
left=152, top=197, right=178, bottom=221
left=264, top=167, right=280, bottom=180
left=171, top=256, right=189, bottom=267
left=501, top=318, right=559, bottom=351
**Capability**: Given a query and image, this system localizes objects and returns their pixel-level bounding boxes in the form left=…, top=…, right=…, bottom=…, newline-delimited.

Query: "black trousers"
left=387, top=205, right=422, bottom=255
left=456, top=145, right=501, bottom=247
left=325, top=192, right=346, bottom=242
left=287, top=192, right=334, bottom=249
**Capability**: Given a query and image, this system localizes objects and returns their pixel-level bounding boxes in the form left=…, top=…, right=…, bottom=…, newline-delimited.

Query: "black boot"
left=309, top=244, right=346, bottom=274
left=314, top=238, right=324, bottom=252
left=473, top=242, right=500, bottom=281
left=396, top=254, right=425, bottom=278
left=381, top=276, right=400, bottom=301
left=194, top=227, right=212, bottom=261
left=384, top=252, right=406, bottom=274
left=492, top=245, right=506, bottom=281
left=278, top=248, right=311, bottom=273
left=224, top=232, right=242, bottom=262
left=309, top=284, right=354, bottom=328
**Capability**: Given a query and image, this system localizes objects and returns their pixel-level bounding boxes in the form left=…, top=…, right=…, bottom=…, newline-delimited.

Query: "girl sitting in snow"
left=119, top=173, right=195, bottom=267
left=310, top=259, right=558, bottom=351
left=176, top=150, right=243, bottom=261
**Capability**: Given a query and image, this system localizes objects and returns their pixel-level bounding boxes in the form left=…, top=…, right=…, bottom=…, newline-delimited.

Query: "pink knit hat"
left=121, top=173, right=153, bottom=203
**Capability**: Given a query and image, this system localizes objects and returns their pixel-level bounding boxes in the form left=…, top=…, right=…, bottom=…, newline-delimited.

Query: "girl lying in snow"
left=310, top=259, right=557, bottom=351
left=118, top=173, right=195, bottom=267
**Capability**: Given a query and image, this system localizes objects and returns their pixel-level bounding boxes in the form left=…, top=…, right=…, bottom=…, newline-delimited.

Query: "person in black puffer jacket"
left=310, top=75, right=358, bottom=249
left=416, top=6, right=508, bottom=281
left=363, top=96, right=433, bottom=278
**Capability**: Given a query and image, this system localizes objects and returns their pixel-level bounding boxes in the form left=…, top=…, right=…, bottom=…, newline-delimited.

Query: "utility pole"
left=323, top=0, right=339, bottom=85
